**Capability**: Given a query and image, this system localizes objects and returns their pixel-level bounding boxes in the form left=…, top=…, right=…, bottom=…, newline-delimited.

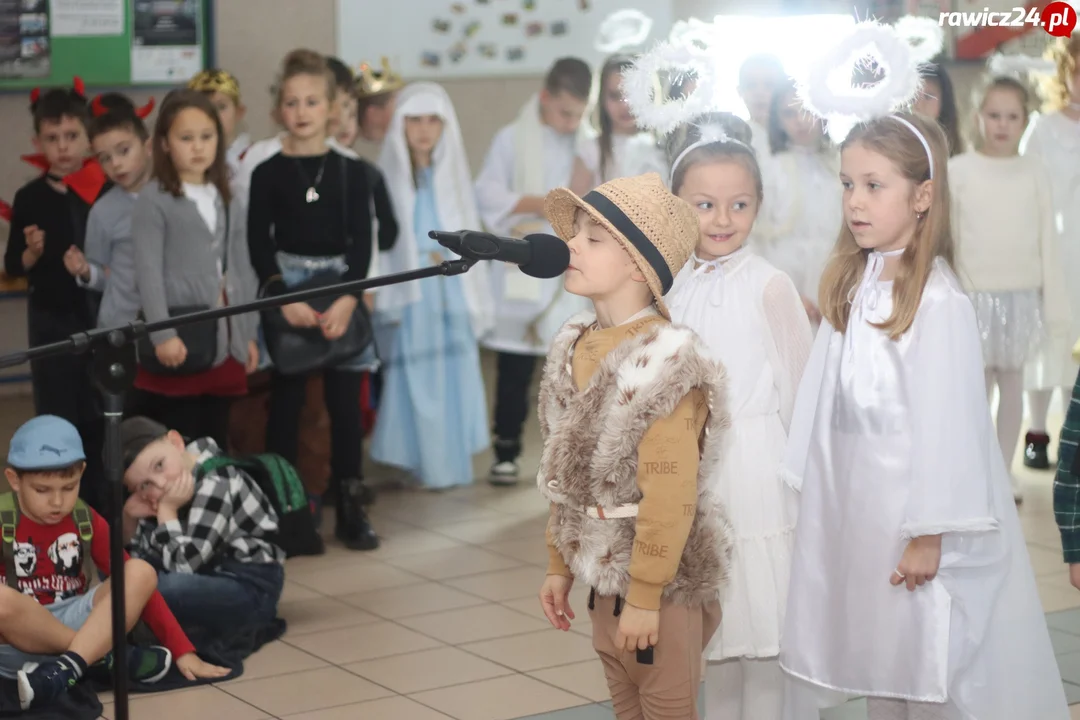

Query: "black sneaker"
left=489, top=461, right=519, bottom=486
left=1023, top=431, right=1051, bottom=470
left=89, top=645, right=172, bottom=685
left=17, top=658, right=80, bottom=710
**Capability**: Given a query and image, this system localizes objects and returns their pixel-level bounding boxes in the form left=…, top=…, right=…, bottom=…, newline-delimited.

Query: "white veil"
left=376, top=82, right=494, bottom=337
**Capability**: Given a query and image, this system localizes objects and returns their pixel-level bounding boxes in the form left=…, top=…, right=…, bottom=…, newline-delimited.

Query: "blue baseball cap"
left=7, top=415, right=86, bottom=471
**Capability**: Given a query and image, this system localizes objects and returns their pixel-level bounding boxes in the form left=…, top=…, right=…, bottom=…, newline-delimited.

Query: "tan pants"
left=590, top=593, right=722, bottom=720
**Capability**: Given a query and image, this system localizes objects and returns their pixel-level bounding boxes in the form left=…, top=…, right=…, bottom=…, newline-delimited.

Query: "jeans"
left=153, top=560, right=284, bottom=643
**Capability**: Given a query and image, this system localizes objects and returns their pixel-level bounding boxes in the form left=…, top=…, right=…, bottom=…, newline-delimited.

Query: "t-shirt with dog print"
left=0, top=508, right=195, bottom=658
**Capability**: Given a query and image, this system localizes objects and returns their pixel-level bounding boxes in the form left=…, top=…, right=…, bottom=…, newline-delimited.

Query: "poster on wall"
left=130, top=0, right=202, bottom=82
left=337, top=0, right=673, bottom=79
left=0, top=0, right=50, bottom=78
left=52, top=0, right=124, bottom=37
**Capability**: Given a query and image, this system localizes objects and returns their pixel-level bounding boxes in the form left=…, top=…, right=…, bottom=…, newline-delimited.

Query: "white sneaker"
left=489, top=461, right=519, bottom=486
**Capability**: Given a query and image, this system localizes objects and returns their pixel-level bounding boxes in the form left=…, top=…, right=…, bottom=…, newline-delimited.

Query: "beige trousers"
left=589, top=593, right=722, bottom=720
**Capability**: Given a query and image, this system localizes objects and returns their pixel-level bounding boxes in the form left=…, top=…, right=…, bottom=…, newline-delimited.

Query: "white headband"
left=668, top=123, right=753, bottom=185
left=888, top=115, right=934, bottom=179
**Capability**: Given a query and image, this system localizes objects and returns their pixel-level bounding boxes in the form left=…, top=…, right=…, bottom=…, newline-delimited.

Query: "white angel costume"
left=758, top=148, right=842, bottom=305
left=1021, top=111, right=1080, bottom=390
left=226, top=132, right=252, bottom=180
left=474, top=93, right=591, bottom=355
left=576, top=131, right=668, bottom=186
left=667, top=249, right=812, bottom=719
left=780, top=255, right=1068, bottom=720
left=369, top=83, right=492, bottom=489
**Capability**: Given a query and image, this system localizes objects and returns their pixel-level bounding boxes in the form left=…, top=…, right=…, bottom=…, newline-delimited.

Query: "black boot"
left=1023, top=431, right=1051, bottom=470
left=334, top=479, right=379, bottom=551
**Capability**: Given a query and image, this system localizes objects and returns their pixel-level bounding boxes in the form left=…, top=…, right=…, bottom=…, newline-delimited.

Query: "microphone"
left=428, top=230, right=570, bottom=279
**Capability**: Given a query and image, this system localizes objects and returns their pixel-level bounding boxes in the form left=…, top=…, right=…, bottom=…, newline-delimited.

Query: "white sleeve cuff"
left=900, top=517, right=999, bottom=540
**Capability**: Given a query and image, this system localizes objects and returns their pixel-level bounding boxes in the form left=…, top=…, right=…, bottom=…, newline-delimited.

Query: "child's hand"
left=63, top=246, right=90, bottom=279
left=156, top=469, right=195, bottom=518
left=124, top=491, right=158, bottom=519
left=23, top=225, right=45, bottom=257
left=175, top=652, right=230, bottom=681
left=320, top=295, right=357, bottom=340
left=155, top=336, right=188, bottom=368
left=891, top=534, right=942, bottom=591
left=281, top=302, right=320, bottom=328
left=1069, top=563, right=1080, bottom=592
left=617, top=603, right=659, bottom=652
left=362, top=292, right=375, bottom=313
left=245, top=340, right=259, bottom=374
left=539, top=574, right=575, bottom=631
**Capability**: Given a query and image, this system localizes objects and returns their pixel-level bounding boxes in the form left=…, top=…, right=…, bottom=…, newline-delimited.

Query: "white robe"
left=226, top=132, right=252, bottom=181
left=757, top=148, right=841, bottom=304
left=474, top=107, right=588, bottom=356
left=1021, top=111, right=1080, bottom=389
left=780, top=256, right=1068, bottom=719
left=576, top=132, right=668, bottom=185
left=668, top=250, right=812, bottom=661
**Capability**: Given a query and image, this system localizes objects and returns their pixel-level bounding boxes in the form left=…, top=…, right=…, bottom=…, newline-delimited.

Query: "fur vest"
left=536, top=312, right=734, bottom=607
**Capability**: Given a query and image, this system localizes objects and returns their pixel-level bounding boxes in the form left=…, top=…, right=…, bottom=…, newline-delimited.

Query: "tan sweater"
left=545, top=314, right=708, bottom=610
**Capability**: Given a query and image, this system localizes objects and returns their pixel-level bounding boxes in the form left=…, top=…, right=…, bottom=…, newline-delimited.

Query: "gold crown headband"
left=188, top=69, right=241, bottom=103
left=354, top=57, right=404, bottom=99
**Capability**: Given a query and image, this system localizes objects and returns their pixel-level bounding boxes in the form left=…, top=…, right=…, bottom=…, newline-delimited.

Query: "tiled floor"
left=0, top=373, right=1077, bottom=719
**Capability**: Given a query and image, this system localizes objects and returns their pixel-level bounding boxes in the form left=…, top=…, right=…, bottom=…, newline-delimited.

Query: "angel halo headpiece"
left=354, top=57, right=405, bottom=99
left=986, top=52, right=1056, bottom=78
left=797, top=19, right=940, bottom=178
left=594, top=9, right=653, bottom=53
left=621, top=31, right=754, bottom=184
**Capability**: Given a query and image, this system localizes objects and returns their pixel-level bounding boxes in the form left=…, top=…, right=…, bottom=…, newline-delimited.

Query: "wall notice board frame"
left=0, top=0, right=214, bottom=92
left=336, top=0, right=672, bottom=79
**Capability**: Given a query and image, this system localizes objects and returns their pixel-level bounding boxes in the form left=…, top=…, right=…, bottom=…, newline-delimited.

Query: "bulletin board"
left=336, top=0, right=673, bottom=79
left=0, top=0, right=213, bottom=91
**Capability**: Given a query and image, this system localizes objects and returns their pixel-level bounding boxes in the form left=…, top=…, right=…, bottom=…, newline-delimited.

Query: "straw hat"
left=545, top=172, right=698, bottom=319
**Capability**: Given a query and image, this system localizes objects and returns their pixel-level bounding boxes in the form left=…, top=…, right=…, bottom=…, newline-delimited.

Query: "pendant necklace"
left=296, top=156, right=327, bottom=203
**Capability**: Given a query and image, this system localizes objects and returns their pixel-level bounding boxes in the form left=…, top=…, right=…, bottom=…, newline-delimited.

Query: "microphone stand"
left=0, top=258, right=475, bottom=719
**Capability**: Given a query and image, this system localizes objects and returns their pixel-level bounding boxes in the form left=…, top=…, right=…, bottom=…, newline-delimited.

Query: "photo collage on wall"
left=422, top=0, right=590, bottom=69
left=0, top=0, right=50, bottom=78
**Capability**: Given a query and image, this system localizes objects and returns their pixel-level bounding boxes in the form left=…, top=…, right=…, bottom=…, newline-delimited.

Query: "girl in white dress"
left=949, top=75, right=1069, bottom=502
left=1021, top=33, right=1080, bottom=469
left=664, top=112, right=813, bottom=720
left=780, top=22, right=1067, bottom=720
left=569, top=54, right=667, bottom=193
left=759, top=78, right=841, bottom=325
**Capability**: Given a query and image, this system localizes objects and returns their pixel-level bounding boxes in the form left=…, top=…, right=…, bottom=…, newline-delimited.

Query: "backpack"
left=0, top=492, right=93, bottom=590
left=196, top=453, right=324, bottom=558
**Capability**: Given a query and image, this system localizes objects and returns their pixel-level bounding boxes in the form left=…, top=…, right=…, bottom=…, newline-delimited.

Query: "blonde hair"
left=819, top=112, right=953, bottom=339
left=665, top=112, right=764, bottom=203
left=1040, top=33, right=1080, bottom=112
left=272, top=49, right=336, bottom=110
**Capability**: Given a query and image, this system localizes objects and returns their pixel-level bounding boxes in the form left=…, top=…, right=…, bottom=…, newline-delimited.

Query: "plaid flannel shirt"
left=1054, top=367, right=1080, bottom=563
left=129, top=439, right=286, bottom=573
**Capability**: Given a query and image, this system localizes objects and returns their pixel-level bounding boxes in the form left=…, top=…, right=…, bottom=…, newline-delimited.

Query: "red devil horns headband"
left=90, top=94, right=156, bottom=119
left=29, top=76, right=87, bottom=110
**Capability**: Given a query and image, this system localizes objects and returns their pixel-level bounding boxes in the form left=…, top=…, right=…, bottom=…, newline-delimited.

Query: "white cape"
left=376, top=82, right=493, bottom=338
left=780, top=258, right=1068, bottom=720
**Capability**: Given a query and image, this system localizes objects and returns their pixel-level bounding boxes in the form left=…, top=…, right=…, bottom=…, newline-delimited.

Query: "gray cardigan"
left=132, top=180, right=258, bottom=366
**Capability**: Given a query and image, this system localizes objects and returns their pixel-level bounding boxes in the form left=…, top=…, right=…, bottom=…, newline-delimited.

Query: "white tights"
left=985, top=368, right=1024, bottom=470
left=866, top=697, right=959, bottom=719
left=1028, top=386, right=1070, bottom=433
left=704, top=657, right=783, bottom=720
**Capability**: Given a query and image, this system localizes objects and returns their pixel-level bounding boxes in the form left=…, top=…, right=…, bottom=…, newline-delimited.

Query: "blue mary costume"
left=370, top=83, right=494, bottom=489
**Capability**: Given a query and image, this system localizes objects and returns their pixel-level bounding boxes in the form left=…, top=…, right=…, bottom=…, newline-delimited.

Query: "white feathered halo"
left=893, top=15, right=944, bottom=64
left=987, top=52, right=1056, bottom=77
left=797, top=20, right=925, bottom=143
left=621, top=40, right=717, bottom=136
left=594, top=9, right=654, bottom=53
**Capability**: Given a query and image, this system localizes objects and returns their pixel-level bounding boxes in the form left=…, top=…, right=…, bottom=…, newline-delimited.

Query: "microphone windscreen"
left=520, top=233, right=571, bottom=279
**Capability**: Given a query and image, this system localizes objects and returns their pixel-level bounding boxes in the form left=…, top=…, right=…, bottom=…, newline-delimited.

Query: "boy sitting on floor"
left=120, top=417, right=285, bottom=644
left=2, top=415, right=227, bottom=710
